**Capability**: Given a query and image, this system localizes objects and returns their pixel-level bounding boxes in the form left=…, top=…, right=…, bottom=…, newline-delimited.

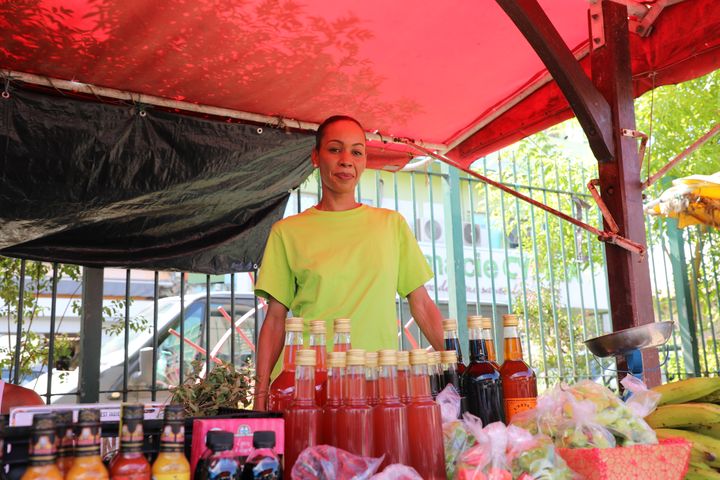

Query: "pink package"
left=190, top=417, right=284, bottom=476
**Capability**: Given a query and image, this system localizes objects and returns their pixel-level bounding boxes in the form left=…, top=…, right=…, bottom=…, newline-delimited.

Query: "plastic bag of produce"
left=457, top=416, right=513, bottom=480
left=438, top=383, right=463, bottom=423
left=621, top=375, right=661, bottom=418
left=555, top=397, right=616, bottom=449
left=511, top=384, right=570, bottom=439
left=441, top=385, right=475, bottom=479
left=370, top=464, right=423, bottom=479
left=291, top=445, right=383, bottom=480
left=506, top=427, right=577, bottom=480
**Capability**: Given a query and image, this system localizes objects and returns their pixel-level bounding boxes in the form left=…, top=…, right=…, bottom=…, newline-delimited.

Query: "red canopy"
left=2, top=0, right=719, bottom=167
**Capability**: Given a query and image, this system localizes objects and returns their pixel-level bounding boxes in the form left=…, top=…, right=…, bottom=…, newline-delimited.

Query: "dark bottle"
left=108, top=404, right=151, bottom=480
left=241, top=431, right=281, bottom=480
left=194, top=431, right=241, bottom=480
left=440, top=350, right=467, bottom=416
left=442, top=319, right=466, bottom=376
left=463, top=316, right=505, bottom=425
left=426, top=352, right=442, bottom=399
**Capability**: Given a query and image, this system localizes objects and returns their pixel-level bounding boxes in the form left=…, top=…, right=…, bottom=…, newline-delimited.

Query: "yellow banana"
left=697, top=389, right=720, bottom=405
left=689, top=424, right=720, bottom=440
left=646, top=403, right=720, bottom=429
left=654, top=428, right=720, bottom=468
left=686, top=463, right=720, bottom=480
left=653, top=377, right=720, bottom=406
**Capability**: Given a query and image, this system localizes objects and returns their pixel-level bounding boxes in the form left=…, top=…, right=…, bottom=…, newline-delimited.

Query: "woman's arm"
left=253, top=297, right=289, bottom=411
left=407, top=286, right=444, bottom=351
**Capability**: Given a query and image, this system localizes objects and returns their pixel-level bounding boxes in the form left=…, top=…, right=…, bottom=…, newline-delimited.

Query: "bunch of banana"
left=646, top=377, right=720, bottom=477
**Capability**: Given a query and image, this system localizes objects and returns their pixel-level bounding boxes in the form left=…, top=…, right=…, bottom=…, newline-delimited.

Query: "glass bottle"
left=321, top=351, right=345, bottom=447
left=442, top=319, right=466, bottom=376
left=269, top=317, right=304, bottom=413
left=195, top=431, right=241, bottom=480
left=396, top=351, right=411, bottom=404
left=373, top=350, right=409, bottom=470
left=337, top=349, right=373, bottom=457
left=284, top=349, right=321, bottom=474
left=500, top=314, right=538, bottom=422
left=463, top=317, right=505, bottom=425
left=241, top=431, right=282, bottom=480
left=406, top=350, right=445, bottom=480
left=55, top=410, right=74, bottom=477
left=440, top=350, right=467, bottom=416
left=332, top=318, right=352, bottom=352
left=66, top=409, right=109, bottom=480
left=365, top=352, right=379, bottom=407
left=151, top=405, right=190, bottom=480
left=108, top=404, right=151, bottom=480
left=482, top=317, right=500, bottom=369
left=309, top=320, right=328, bottom=407
left=20, top=414, right=63, bottom=480
left=427, top=352, right=442, bottom=399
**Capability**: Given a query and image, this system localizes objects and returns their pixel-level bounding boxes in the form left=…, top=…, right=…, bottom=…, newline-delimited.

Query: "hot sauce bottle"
left=21, top=414, right=63, bottom=480
left=66, top=409, right=109, bottom=480
left=55, top=410, right=74, bottom=477
left=151, top=405, right=190, bottom=480
left=463, top=317, right=505, bottom=425
left=406, top=350, right=445, bottom=480
left=321, top=351, right=346, bottom=447
left=108, top=404, right=151, bottom=480
left=365, top=352, right=379, bottom=407
left=442, top=319, right=466, bottom=376
left=482, top=317, right=500, bottom=369
left=373, top=350, right=410, bottom=470
left=269, top=317, right=304, bottom=413
left=332, top=318, right=352, bottom=352
left=284, top=349, right=321, bottom=474
left=337, top=349, right=373, bottom=457
left=309, top=320, right=328, bottom=408
left=396, top=351, right=411, bottom=404
left=500, top=314, right=538, bottom=422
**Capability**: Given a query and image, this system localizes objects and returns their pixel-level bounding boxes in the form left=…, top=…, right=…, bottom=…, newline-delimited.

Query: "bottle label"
left=504, top=397, right=537, bottom=422
left=112, top=475, right=151, bottom=480
left=153, top=474, right=190, bottom=480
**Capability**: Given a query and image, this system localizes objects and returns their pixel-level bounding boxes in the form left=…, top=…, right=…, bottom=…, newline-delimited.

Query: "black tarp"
left=0, top=86, right=314, bottom=273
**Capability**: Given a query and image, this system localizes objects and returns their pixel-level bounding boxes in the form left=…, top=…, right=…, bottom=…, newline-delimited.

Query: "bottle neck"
left=74, top=424, right=102, bottom=457
left=120, top=419, right=145, bottom=453
left=333, top=333, right=351, bottom=351
left=159, top=421, right=185, bottom=452
left=409, top=364, right=432, bottom=400
left=365, top=365, right=378, bottom=380
left=327, top=367, right=344, bottom=405
left=28, top=431, right=56, bottom=466
left=468, top=327, right=488, bottom=362
left=503, top=326, right=523, bottom=361
left=310, top=334, right=327, bottom=371
left=444, top=330, right=464, bottom=363
left=283, top=331, right=303, bottom=370
left=377, top=365, right=400, bottom=402
left=345, top=365, right=367, bottom=405
left=57, top=427, right=73, bottom=457
left=293, top=365, right=316, bottom=404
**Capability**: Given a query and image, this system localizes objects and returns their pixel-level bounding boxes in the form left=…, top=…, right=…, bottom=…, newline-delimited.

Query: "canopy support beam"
left=494, top=0, right=615, bottom=163
left=591, top=0, right=660, bottom=386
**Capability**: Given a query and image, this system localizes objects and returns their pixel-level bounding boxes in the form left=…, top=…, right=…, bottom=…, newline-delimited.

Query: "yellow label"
left=152, top=474, right=190, bottom=480
left=505, top=397, right=537, bottom=422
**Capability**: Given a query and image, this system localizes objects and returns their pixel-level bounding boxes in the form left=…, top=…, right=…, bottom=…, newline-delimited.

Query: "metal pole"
left=442, top=164, right=468, bottom=330
left=79, top=267, right=103, bottom=403
left=12, top=260, right=26, bottom=384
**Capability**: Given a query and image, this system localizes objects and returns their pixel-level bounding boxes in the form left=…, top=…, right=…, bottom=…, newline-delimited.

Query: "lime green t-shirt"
left=255, top=204, right=433, bottom=367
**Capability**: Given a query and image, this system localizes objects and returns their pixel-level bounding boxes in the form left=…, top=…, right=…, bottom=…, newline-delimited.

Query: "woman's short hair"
left=315, top=115, right=365, bottom=151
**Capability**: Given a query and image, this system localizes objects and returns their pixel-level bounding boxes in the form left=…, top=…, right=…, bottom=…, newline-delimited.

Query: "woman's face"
left=312, top=120, right=367, bottom=196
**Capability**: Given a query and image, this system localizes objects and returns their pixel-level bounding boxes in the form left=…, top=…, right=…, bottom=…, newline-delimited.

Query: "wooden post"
left=590, top=1, right=660, bottom=386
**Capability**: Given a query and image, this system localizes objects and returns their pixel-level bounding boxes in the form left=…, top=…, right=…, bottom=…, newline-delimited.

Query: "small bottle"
left=241, top=431, right=282, bottom=480
left=337, top=349, right=373, bottom=457
left=442, top=319, right=466, bottom=375
left=20, top=414, right=63, bottom=480
left=195, top=431, right=241, bottom=480
left=322, top=351, right=346, bottom=447
left=427, top=352, right=442, bottom=399
left=365, top=352, right=379, bottom=407
left=332, top=319, right=352, bottom=352
left=373, top=350, right=410, bottom=470
left=463, top=316, right=505, bottom=425
left=269, top=317, right=304, bottom=413
left=406, top=350, right=445, bottom=480
left=284, top=349, right=321, bottom=474
left=309, top=320, right=328, bottom=407
left=500, top=314, right=538, bottom=422
left=396, top=351, right=411, bottom=404
left=481, top=317, right=500, bottom=368
left=66, top=409, right=109, bottom=480
left=108, top=404, right=151, bottom=480
left=55, top=410, right=74, bottom=477
left=152, top=405, right=190, bottom=480
left=440, top=350, right=466, bottom=416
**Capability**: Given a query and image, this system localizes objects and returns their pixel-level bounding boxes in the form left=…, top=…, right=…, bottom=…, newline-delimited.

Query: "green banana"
left=689, top=424, right=720, bottom=440
left=654, top=428, right=720, bottom=468
left=697, top=389, right=720, bottom=405
left=653, top=377, right=720, bottom=406
left=646, top=403, right=720, bottom=429
left=685, top=463, right=720, bottom=480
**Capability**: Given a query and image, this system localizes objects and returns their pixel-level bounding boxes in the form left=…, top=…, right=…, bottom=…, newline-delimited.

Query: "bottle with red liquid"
left=309, top=320, right=328, bottom=407
left=500, top=314, right=538, bottom=423
left=337, top=349, right=373, bottom=457
left=406, top=350, right=445, bottom=480
left=108, top=404, right=151, bottom=480
left=322, top=351, right=346, bottom=447
left=482, top=316, right=500, bottom=369
left=333, top=318, right=351, bottom=352
left=441, top=350, right=466, bottom=416
left=269, top=317, right=304, bottom=413
left=284, top=349, right=321, bottom=474
left=463, top=317, right=505, bottom=425
left=365, top=351, right=379, bottom=407
left=442, top=319, right=466, bottom=376
left=427, top=352, right=443, bottom=399
left=373, top=350, right=410, bottom=469
left=396, top=351, right=411, bottom=404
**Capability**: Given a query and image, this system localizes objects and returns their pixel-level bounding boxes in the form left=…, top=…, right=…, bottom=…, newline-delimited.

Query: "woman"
left=253, top=115, right=444, bottom=410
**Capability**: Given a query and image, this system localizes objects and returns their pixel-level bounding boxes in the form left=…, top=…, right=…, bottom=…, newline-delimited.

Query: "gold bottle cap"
left=467, top=315, right=483, bottom=329
left=346, top=349, right=366, bottom=366
left=378, top=349, right=398, bottom=366
left=409, top=349, right=428, bottom=365
left=365, top=352, right=379, bottom=368
left=310, top=320, right=326, bottom=334
left=397, top=351, right=410, bottom=367
left=503, top=314, right=519, bottom=327
left=440, top=350, right=458, bottom=365
left=334, top=318, right=351, bottom=333
left=427, top=351, right=441, bottom=366
left=328, top=351, right=347, bottom=368
left=285, top=317, right=304, bottom=332
left=296, top=349, right=317, bottom=366
left=442, top=319, right=458, bottom=331
left=482, top=317, right=493, bottom=330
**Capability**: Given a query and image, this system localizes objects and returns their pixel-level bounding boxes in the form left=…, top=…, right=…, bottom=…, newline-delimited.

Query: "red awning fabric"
left=2, top=0, right=719, bottom=168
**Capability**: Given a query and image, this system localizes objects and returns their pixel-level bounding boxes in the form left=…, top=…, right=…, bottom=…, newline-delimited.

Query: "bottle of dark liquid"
left=66, top=409, right=109, bottom=480
left=442, top=319, right=466, bottom=375
left=194, top=431, right=241, bottom=480
left=241, top=431, right=281, bottom=480
left=55, top=410, right=74, bottom=477
left=440, top=350, right=467, bottom=416
left=108, top=404, right=151, bottom=480
left=426, top=352, right=442, bottom=399
left=500, top=314, right=538, bottom=423
left=20, top=414, right=63, bottom=480
left=463, top=316, right=505, bottom=425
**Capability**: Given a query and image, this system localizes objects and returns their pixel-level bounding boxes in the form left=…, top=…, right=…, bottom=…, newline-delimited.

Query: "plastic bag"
left=507, top=427, right=576, bottom=480
left=370, top=464, right=423, bottom=479
left=291, top=445, right=383, bottom=480
left=555, top=397, right=616, bottom=449
left=438, top=383, right=463, bottom=423
left=457, top=415, right=512, bottom=480
left=444, top=420, right=475, bottom=480
left=621, top=375, right=661, bottom=418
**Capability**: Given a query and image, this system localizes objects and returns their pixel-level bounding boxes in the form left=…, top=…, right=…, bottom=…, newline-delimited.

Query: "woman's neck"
left=316, top=192, right=361, bottom=212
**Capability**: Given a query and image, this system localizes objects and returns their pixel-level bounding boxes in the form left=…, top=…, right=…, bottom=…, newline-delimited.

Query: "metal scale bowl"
left=584, top=321, right=674, bottom=377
